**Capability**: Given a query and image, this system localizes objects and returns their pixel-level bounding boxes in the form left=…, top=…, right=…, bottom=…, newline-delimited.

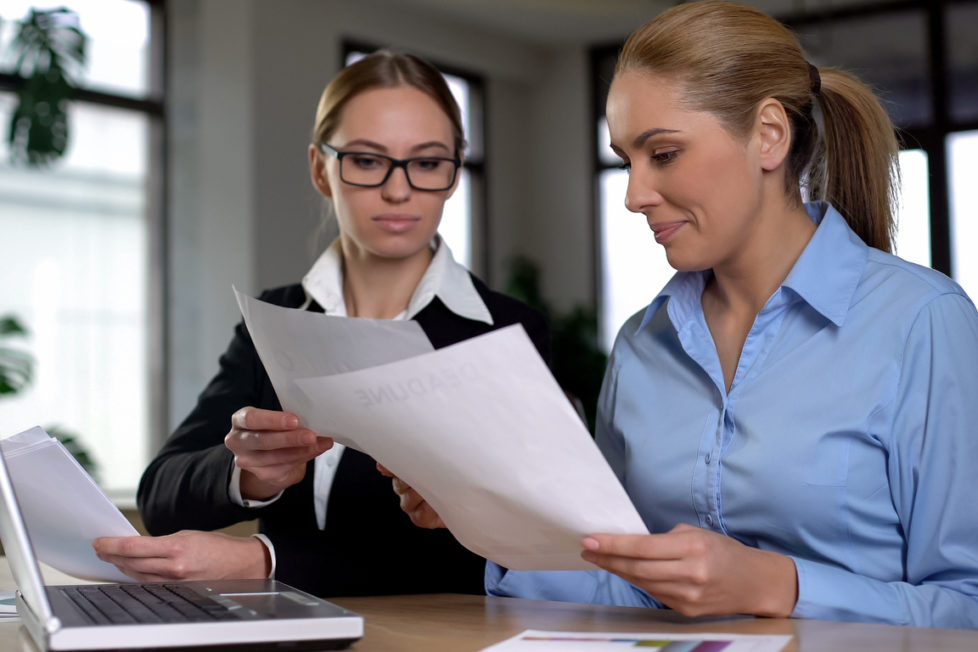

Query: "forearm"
left=485, top=562, right=662, bottom=608
left=138, top=445, right=254, bottom=534
left=792, top=556, right=978, bottom=628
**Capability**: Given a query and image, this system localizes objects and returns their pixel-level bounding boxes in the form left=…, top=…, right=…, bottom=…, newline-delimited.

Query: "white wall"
left=166, top=0, right=601, bottom=432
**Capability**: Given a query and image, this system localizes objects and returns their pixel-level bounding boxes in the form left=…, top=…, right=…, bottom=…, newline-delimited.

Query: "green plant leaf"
left=0, top=315, right=33, bottom=396
left=5, top=7, right=87, bottom=167
left=0, top=316, right=30, bottom=337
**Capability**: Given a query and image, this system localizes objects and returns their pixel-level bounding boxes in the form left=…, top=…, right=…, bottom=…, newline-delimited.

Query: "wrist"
left=755, top=550, right=798, bottom=618
left=240, top=472, right=281, bottom=502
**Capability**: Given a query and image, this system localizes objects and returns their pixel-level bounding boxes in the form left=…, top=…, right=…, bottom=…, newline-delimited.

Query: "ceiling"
left=394, top=0, right=905, bottom=46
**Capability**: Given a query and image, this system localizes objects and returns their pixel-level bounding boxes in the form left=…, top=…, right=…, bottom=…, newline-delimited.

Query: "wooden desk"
left=330, top=593, right=978, bottom=651
left=3, top=562, right=978, bottom=651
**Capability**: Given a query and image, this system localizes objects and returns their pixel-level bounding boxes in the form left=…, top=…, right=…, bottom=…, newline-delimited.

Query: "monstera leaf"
left=5, top=7, right=87, bottom=166
left=0, top=315, right=33, bottom=396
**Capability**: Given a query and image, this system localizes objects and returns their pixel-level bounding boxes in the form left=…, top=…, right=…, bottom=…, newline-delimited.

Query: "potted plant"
left=506, top=257, right=608, bottom=433
left=5, top=6, right=87, bottom=166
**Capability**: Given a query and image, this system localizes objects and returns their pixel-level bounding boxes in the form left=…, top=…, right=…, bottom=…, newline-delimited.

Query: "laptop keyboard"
left=61, top=584, right=242, bottom=624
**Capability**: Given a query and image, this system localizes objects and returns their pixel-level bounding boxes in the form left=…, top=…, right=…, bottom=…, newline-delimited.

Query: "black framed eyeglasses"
left=319, top=143, right=461, bottom=191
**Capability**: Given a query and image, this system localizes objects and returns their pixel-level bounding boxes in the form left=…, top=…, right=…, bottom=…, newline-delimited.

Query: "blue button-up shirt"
left=487, top=202, right=978, bottom=628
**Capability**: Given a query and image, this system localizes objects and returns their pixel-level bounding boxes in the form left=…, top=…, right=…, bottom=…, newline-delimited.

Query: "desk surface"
left=3, top=564, right=978, bottom=651
left=332, top=593, right=978, bottom=651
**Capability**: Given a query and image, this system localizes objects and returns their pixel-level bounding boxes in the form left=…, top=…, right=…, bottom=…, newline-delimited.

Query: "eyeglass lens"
left=340, top=153, right=456, bottom=190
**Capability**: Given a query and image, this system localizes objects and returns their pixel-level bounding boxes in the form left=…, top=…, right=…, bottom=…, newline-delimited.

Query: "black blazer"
left=137, top=277, right=550, bottom=597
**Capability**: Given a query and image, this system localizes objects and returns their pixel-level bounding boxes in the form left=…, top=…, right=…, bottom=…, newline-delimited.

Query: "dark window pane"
left=948, top=3, right=978, bottom=123
left=795, top=10, right=930, bottom=127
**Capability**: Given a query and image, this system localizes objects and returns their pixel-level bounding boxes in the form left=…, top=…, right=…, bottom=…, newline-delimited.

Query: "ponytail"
left=807, top=68, right=899, bottom=253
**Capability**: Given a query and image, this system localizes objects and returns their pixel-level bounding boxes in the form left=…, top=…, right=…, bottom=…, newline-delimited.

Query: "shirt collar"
left=301, top=236, right=493, bottom=324
left=637, top=201, right=867, bottom=333
left=779, top=201, right=867, bottom=327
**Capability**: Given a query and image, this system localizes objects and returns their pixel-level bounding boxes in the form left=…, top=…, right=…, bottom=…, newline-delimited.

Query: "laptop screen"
left=0, top=446, right=56, bottom=626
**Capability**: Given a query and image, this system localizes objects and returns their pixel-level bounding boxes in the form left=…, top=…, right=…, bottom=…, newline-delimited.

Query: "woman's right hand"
left=225, top=407, right=333, bottom=500
left=94, top=530, right=271, bottom=582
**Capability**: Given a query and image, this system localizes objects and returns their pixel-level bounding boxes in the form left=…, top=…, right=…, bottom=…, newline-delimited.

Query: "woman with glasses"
left=93, top=50, right=550, bottom=597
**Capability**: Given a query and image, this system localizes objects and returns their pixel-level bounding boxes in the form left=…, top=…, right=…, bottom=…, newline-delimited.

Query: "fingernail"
left=284, top=414, right=299, bottom=428
left=581, top=550, right=596, bottom=563
left=582, top=537, right=599, bottom=551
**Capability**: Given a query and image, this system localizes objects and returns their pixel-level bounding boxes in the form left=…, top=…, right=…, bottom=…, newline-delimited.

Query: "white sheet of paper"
left=0, top=427, right=138, bottom=582
left=294, top=324, right=649, bottom=570
left=480, top=630, right=792, bottom=651
left=234, top=287, right=433, bottom=436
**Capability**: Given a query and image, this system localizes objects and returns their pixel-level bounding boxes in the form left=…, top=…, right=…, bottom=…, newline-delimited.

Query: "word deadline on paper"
left=236, top=290, right=648, bottom=570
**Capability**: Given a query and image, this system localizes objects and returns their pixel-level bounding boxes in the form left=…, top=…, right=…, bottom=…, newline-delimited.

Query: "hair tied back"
left=808, top=63, right=821, bottom=96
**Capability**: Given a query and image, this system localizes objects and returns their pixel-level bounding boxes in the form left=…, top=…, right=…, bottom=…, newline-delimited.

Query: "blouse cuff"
left=228, top=465, right=284, bottom=507
left=251, top=533, right=276, bottom=579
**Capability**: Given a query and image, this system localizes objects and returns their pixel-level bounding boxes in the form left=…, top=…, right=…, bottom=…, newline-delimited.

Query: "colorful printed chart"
left=481, top=630, right=791, bottom=652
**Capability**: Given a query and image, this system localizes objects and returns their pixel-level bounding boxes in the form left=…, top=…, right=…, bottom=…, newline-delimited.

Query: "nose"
left=381, top=164, right=412, bottom=202
left=623, top=168, right=663, bottom=214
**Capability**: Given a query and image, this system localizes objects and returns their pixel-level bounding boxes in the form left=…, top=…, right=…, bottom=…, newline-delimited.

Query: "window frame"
left=0, top=0, right=168, bottom=494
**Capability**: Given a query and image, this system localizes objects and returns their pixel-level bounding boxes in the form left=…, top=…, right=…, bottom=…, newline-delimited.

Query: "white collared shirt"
left=230, top=236, right=492, bottom=534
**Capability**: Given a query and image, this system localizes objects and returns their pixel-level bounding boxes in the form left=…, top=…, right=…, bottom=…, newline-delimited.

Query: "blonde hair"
left=616, top=0, right=899, bottom=252
left=312, top=50, right=465, bottom=156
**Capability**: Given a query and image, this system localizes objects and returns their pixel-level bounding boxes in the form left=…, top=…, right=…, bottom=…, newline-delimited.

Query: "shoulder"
left=847, top=252, right=978, bottom=364
left=860, top=250, right=975, bottom=316
left=417, top=273, right=551, bottom=361
left=469, top=274, right=547, bottom=326
left=254, top=283, right=309, bottom=310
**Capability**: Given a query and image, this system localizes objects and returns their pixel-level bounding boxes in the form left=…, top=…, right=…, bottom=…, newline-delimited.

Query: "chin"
left=664, top=251, right=711, bottom=274
left=369, top=240, right=432, bottom=261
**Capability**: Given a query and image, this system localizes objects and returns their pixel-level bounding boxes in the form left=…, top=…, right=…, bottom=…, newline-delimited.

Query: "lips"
left=650, top=220, right=685, bottom=244
left=373, top=214, right=421, bottom=233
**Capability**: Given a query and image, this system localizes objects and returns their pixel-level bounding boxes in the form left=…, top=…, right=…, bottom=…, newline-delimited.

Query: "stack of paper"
left=0, top=426, right=137, bottom=581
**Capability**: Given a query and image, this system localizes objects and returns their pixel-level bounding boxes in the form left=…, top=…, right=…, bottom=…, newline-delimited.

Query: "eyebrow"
left=340, top=138, right=452, bottom=154
left=632, top=128, right=681, bottom=148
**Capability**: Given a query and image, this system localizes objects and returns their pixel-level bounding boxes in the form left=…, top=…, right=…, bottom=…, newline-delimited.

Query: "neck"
left=707, top=200, right=815, bottom=316
left=339, top=240, right=434, bottom=319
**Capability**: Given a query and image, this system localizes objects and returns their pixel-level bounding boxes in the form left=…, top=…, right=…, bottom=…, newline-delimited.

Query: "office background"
left=0, top=0, right=976, bottom=502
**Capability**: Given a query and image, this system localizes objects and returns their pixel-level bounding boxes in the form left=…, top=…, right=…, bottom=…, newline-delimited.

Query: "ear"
left=308, top=144, right=333, bottom=198
left=755, top=98, right=791, bottom=172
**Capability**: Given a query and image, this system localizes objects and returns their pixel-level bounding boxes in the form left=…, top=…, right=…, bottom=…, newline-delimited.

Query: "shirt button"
left=704, top=452, right=712, bottom=464
left=326, top=454, right=338, bottom=468
left=705, top=514, right=714, bottom=527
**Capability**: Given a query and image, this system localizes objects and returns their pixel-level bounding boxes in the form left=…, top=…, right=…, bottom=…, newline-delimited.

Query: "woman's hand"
left=225, top=407, right=333, bottom=500
left=93, top=531, right=271, bottom=582
left=377, top=463, right=445, bottom=529
left=581, top=523, right=798, bottom=618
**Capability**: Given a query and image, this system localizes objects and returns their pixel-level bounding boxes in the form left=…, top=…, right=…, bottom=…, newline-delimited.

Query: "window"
left=950, top=131, right=978, bottom=299
left=0, top=0, right=163, bottom=499
left=593, top=1, right=978, bottom=351
left=895, top=149, right=931, bottom=267
left=344, top=46, right=486, bottom=274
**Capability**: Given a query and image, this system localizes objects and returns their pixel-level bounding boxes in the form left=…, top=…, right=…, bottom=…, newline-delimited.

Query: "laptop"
left=0, top=447, right=363, bottom=651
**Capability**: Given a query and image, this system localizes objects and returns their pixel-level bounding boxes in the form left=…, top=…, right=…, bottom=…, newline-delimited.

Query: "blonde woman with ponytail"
left=479, top=1, right=978, bottom=628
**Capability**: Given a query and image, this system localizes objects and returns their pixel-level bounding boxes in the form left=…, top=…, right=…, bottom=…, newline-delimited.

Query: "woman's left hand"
left=376, top=463, right=445, bottom=529
left=581, top=523, right=798, bottom=618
